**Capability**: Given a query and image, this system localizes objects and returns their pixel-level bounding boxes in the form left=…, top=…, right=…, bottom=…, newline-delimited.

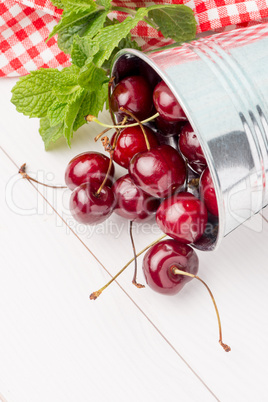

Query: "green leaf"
left=73, top=85, right=108, bottom=132
left=57, top=18, right=91, bottom=54
left=52, top=71, right=80, bottom=95
left=48, top=5, right=97, bottom=38
left=71, top=35, right=99, bottom=67
left=78, top=63, right=109, bottom=89
left=63, top=88, right=87, bottom=145
left=92, top=8, right=149, bottom=67
left=62, top=0, right=96, bottom=10
left=11, top=69, right=60, bottom=118
left=82, top=10, right=109, bottom=40
left=11, top=66, right=82, bottom=120
left=57, top=10, right=108, bottom=55
left=96, top=0, right=111, bottom=10
left=148, top=5, right=196, bottom=42
left=47, top=101, right=68, bottom=126
left=50, top=0, right=64, bottom=9
left=39, top=118, right=64, bottom=150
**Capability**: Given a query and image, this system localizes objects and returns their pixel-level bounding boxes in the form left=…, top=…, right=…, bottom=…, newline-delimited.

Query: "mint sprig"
left=11, top=2, right=196, bottom=149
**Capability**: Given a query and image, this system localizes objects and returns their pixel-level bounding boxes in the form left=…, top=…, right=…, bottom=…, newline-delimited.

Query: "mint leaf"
left=62, top=0, right=96, bottom=10
left=47, top=101, right=68, bottom=126
left=71, top=35, right=99, bottom=67
left=81, top=10, right=109, bottom=40
left=39, top=118, right=64, bottom=150
left=50, top=0, right=64, bottom=9
left=148, top=5, right=196, bottom=42
left=11, top=66, right=84, bottom=120
left=63, top=88, right=86, bottom=145
left=57, top=18, right=92, bottom=54
left=48, top=5, right=97, bottom=38
left=78, top=63, right=109, bottom=89
left=57, top=10, right=108, bottom=55
left=52, top=70, right=80, bottom=95
left=73, top=85, right=108, bottom=132
left=92, top=8, right=149, bottom=67
left=11, top=69, right=60, bottom=118
left=96, top=0, right=111, bottom=10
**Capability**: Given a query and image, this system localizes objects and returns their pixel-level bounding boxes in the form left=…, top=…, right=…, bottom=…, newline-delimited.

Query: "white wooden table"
left=1, top=77, right=268, bottom=402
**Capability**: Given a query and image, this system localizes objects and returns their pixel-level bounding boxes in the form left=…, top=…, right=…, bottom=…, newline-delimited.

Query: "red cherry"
left=111, top=126, right=159, bottom=169
left=200, top=167, right=218, bottom=216
left=139, top=61, right=161, bottom=90
left=142, top=239, right=198, bottom=295
left=156, top=115, right=186, bottom=137
left=156, top=192, right=208, bottom=244
left=110, top=75, right=153, bottom=122
left=112, top=174, right=160, bottom=221
left=128, top=144, right=186, bottom=199
left=65, top=152, right=114, bottom=191
left=69, top=181, right=115, bottom=225
left=179, top=122, right=207, bottom=175
left=153, top=81, right=187, bottom=122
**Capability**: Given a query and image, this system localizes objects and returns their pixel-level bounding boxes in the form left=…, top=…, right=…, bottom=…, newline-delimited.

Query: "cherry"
left=69, top=180, right=115, bottom=225
left=142, top=238, right=230, bottom=352
left=156, top=192, right=208, bottom=244
left=112, top=174, right=160, bottom=221
left=110, top=126, right=159, bottom=169
left=129, top=144, right=186, bottom=198
left=179, top=123, right=207, bottom=175
left=113, top=54, right=140, bottom=84
left=200, top=167, right=218, bottom=216
left=110, top=76, right=154, bottom=122
left=142, top=239, right=198, bottom=295
left=153, top=80, right=187, bottom=122
left=65, top=152, right=114, bottom=191
left=139, top=61, right=161, bottom=90
left=156, top=115, right=185, bottom=137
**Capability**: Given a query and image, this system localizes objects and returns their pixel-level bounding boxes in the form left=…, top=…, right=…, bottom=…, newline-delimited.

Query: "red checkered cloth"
left=1, top=0, right=268, bottom=77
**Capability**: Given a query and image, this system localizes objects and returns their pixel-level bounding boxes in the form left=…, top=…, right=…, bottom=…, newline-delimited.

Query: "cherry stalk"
left=85, top=112, right=159, bottom=129
left=171, top=266, right=231, bottom=352
left=119, top=107, right=151, bottom=151
left=19, top=163, right=67, bottom=189
left=95, top=116, right=127, bottom=196
left=129, top=221, right=145, bottom=289
left=90, top=234, right=166, bottom=300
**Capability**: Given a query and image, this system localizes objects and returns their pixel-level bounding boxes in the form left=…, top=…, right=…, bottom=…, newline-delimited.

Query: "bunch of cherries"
left=64, top=70, right=229, bottom=351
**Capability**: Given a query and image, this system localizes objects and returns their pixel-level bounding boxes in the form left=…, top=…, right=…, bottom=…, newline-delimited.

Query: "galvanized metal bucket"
left=111, top=22, right=268, bottom=251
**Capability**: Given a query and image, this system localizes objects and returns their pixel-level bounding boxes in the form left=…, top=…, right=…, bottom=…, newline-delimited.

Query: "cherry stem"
left=18, top=164, right=67, bottom=189
left=129, top=221, right=145, bottom=289
left=85, top=112, right=159, bottom=129
left=94, top=127, right=111, bottom=142
left=112, top=116, right=128, bottom=151
left=90, top=234, right=166, bottom=300
left=119, top=107, right=151, bottom=151
left=95, top=116, right=128, bottom=196
left=171, top=266, right=231, bottom=352
left=95, top=156, right=114, bottom=196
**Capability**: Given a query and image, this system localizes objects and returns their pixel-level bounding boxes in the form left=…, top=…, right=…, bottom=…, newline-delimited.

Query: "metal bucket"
left=111, top=22, right=268, bottom=251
